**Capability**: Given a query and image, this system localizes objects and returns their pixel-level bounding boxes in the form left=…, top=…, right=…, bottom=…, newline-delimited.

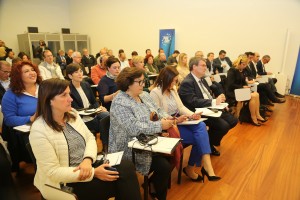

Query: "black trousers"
left=67, top=160, right=141, bottom=200
left=149, top=155, right=171, bottom=200
left=205, top=112, right=238, bottom=146
left=85, top=111, right=110, bottom=144
left=257, top=83, right=279, bottom=104
left=210, top=81, right=224, bottom=97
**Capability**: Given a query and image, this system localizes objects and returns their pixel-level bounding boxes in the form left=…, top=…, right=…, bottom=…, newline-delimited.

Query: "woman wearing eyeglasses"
left=150, top=66, right=220, bottom=183
left=97, top=57, right=120, bottom=111
left=109, top=67, right=175, bottom=200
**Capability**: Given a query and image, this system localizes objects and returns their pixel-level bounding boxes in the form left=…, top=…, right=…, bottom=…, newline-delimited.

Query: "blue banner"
left=291, top=46, right=300, bottom=95
left=159, top=29, right=175, bottom=58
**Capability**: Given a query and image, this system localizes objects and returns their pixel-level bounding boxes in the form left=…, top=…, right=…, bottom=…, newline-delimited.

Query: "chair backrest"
left=99, top=115, right=110, bottom=152
left=44, top=184, right=78, bottom=200
left=204, top=76, right=212, bottom=86
left=234, top=88, right=251, bottom=101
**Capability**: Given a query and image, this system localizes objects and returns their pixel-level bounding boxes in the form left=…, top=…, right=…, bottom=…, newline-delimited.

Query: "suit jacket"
left=81, top=55, right=96, bottom=69
left=225, top=68, right=247, bottom=100
left=65, top=56, right=73, bottom=65
left=178, top=73, right=213, bottom=112
left=256, top=60, right=267, bottom=75
left=248, top=61, right=257, bottom=78
left=212, top=57, right=233, bottom=73
left=206, top=60, right=214, bottom=74
left=56, top=55, right=67, bottom=69
left=69, top=81, right=99, bottom=109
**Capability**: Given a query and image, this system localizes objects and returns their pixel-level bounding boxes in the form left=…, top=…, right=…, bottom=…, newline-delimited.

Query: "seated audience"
left=35, top=40, right=49, bottom=60
left=206, top=52, right=215, bottom=75
left=176, top=53, right=189, bottom=84
left=145, top=49, right=152, bottom=57
left=29, top=78, right=141, bottom=200
left=38, top=50, right=64, bottom=80
left=178, top=57, right=238, bottom=156
left=109, top=67, right=174, bottom=200
left=0, top=61, right=11, bottom=104
left=155, top=52, right=167, bottom=72
left=144, top=54, right=159, bottom=74
left=66, top=64, right=110, bottom=148
left=97, top=57, right=120, bottom=111
left=81, top=48, right=96, bottom=74
left=150, top=66, right=220, bottom=182
left=66, top=49, right=74, bottom=65
left=226, top=54, right=267, bottom=126
left=129, top=51, right=138, bottom=67
left=118, top=51, right=130, bottom=71
left=2, top=61, right=42, bottom=171
left=70, top=51, right=93, bottom=85
left=91, top=55, right=108, bottom=85
left=17, top=52, right=30, bottom=62
left=107, top=49, right=113, bottom=57
left=167, top=50, right=180, bottom=67
left=131, top=56, right=150, bottom=92
left=213, top=50, right=233, bottom=73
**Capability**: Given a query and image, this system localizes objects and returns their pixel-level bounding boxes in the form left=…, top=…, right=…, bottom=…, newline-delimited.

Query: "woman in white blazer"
left=150, top=66, right=220, bottom=183
left=29, top=78, right=141, bottom=200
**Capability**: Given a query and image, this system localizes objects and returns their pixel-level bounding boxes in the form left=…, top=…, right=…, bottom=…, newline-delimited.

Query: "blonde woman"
left=176, top=53, right=189, bottom=84
left=226, top=54, right=267, bottom=126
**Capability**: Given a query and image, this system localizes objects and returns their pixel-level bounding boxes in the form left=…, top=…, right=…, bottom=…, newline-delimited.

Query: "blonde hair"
left=233, top=54, right=248, bottom=68
left=178, top=53, right=188, bottom=67
left=132, top=56, right=144, bottom=66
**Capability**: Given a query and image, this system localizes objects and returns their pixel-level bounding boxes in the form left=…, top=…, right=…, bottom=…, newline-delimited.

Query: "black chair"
left=99, top=115, right=110, bottom=153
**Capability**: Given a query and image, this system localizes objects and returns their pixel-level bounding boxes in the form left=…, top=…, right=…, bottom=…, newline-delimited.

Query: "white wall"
left=0, top=0, right=70, bottom=54
left=1, top=0, right=300, bottom=81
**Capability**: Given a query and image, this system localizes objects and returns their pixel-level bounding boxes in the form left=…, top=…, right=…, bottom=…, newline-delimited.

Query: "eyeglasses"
left=0, top=69, right=11, bottom=74
left=134, top=79, right=146, bottom=86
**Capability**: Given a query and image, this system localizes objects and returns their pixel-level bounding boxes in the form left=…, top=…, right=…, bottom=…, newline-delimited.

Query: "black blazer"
left=66, top=56, right=73, bottom=65
left=248, top=61, right=257, bottom=78
left=178, top=73, right=213, bottom=112
left=56, top=55, right=67, bottom=69
left=81, top=55, right=96, bottom=68
left=256, top=60, right=267, bottom=75
left=69, top=81, right=99, bottom=109
left=0, top=83, right=6, bottom=104
left=225, top=68, right=247, bottom=100
left=206, top=60, right=213, bottom=74
left=212, top=57, right=233, bottom=73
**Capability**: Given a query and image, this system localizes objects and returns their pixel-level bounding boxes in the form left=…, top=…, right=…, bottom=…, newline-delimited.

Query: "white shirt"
left=38, top=62, right=65, bottom=80
left=220, top=59, right=230, bottom=73
left=0, top=79, right=10, bottom=91
left=75, top=86, right=93, bottom=122
left=120, top=60, right=129, bottom=71
left=191, top=72, right=216, bottom=106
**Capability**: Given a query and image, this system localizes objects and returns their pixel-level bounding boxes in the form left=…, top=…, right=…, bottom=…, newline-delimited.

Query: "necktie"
left=199, top=79, right=213, bottom=99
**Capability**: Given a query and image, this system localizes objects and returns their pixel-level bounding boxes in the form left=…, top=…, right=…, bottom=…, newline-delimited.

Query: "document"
left=207, top=103, right=228, bottom=110
left=177, top=118, right=207, bottom=125
left=96, top=151, right=124, bottom=166
left=128, top=137, right=181, bottom=154
left=77, top=108, right=102, bottom=116
left=13, top=124, right=31, bottom=133
left=195, top=108, right=222, bottom=117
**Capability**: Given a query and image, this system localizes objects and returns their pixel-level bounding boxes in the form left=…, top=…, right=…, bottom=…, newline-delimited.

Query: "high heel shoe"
left=183, top=167, right=203, bottom=182
left=251, top=119, right=261, bottom=126
left=258, top=118, right=268, bottom=123
left=201, top=167, right=221, bottom=182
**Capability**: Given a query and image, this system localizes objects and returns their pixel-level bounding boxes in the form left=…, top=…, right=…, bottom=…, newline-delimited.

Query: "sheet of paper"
left=96, top=151, right=124, bottom=166
left=207, top=103, right=228, bottom=110
left=195, top=108, right=222, bottom=117
left=77, top=108, right=102, bottom=116
left=13, top=124, right=31, bottom=133
left=177, top=118, right=207, bottom=125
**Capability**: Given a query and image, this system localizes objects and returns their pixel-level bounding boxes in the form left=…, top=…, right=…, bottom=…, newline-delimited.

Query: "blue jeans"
left=178, top=122, right=211, bottom=167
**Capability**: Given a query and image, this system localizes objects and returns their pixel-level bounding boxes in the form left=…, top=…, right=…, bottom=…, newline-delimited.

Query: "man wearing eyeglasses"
left=178, top=57, right=238, bottom=156
left=0, top=61, right=11, bottom=104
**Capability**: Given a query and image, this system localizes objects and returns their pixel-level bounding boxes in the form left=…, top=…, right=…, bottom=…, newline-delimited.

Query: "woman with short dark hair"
left=30, top=78, right=141, bottom=200
left=110, top=67, right=175, bottom=200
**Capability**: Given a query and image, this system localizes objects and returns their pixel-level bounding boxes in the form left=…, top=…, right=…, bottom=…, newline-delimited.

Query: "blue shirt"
left=2, top=89, right=37, bottom=127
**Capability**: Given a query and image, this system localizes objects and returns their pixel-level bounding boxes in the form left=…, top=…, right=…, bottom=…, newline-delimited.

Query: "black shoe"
left=275, top=92, right=285, bottom=98
left=258, top=118, right=268, bottom=123
left=266, top=101, right=275, bottom=106
left=251, top=120, right=261, bottom=126
left=201, top=167, right=221, bottom=182
left=210, top=146, right=220, bottom=156
left=183, top=167, right=203, bottom=182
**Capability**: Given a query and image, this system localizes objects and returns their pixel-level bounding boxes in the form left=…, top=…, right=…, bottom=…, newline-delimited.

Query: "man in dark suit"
left=0, top=61, right=11, bottom=104
left=81, top=48, right=96, bottom=75
left=56, top=49, right=67, bottom=75
left=65, top=49, right=74, bottom=65
left=178, top=57, right=238, bottom=156
left=212, top=50, right=233, bottom=73
left=256, top=55, right=284, bottom=98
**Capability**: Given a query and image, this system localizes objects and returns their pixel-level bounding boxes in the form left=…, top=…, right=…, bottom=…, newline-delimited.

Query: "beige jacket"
left=29, top=110, right=97, bottom=198
left=150, top=86, right=193, bottom=116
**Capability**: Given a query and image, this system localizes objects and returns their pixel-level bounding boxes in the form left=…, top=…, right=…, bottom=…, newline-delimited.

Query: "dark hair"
left=118, top=49, right=124, bottom=54
left=158, top=48, right=163, bottom=52
left=189, top=57, right=204, bottom=71
left=18, top=51, right=27, bottom=58
left=106, top=56, right=120, bottom=68
left=173, top=50, right=180, bottom=54
left=144, top=54, right=154, bottom=64
left=145, top=49, right=151, bottom=53
left=245, top=52, right=254, bottom=57
left=153, top=66, right=179, bottom=94
left=10, top=61, right=42, bottom=94
left=131, top=51, right=138, bottom=56
left=66, top=63, right=81, bottom=79
left=42, top=50, right=52, bottom=58
left=207, top=52, right=214, bottom=57
left=36, top=78, right=75, bottom=132
left=116, top=67, right=144, bottom=91
left=219, top=50, right=226, bottom=55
